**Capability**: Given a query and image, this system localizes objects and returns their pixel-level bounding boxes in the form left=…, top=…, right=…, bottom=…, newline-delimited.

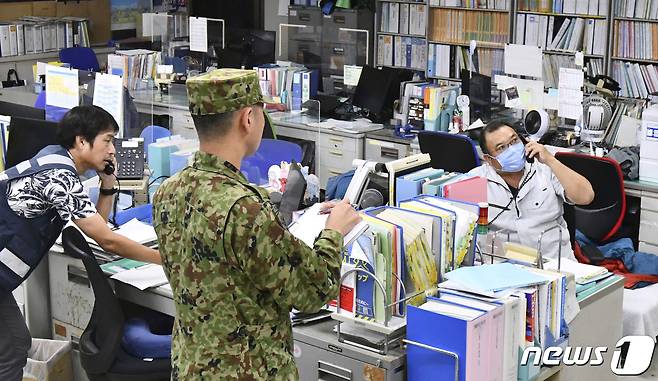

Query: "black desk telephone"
left=107, top=138, right=145, bottom=180
left=103, top=161, right=115, bottom=175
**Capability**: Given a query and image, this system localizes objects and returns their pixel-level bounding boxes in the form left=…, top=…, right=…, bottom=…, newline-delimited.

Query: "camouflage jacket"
left=153, top=151, right=343, bottom=380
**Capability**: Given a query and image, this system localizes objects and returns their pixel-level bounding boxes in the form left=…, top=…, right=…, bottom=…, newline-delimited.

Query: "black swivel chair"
left=555, top=152, right=627, bottom=263
left=418, top=131, right=481, bottom=173
left=61, top=226, right=171, bottom=381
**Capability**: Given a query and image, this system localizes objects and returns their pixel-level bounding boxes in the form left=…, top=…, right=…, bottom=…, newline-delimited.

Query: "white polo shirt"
left=469, top=162, right=576, bottom=262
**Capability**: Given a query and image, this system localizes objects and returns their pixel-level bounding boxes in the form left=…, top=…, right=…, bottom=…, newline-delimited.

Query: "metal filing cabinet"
left=321, top=8, right=373, bottom=77
left=288, top=6, right=323, bottom=74
left=293, top=320, right=405, bottom=381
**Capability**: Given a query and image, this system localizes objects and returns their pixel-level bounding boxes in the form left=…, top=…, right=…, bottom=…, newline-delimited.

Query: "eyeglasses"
left=492, top=135, right=520, bottom=156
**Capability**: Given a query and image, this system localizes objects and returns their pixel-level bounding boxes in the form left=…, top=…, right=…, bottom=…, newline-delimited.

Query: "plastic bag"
left=22, top=339, right=72, bottom=381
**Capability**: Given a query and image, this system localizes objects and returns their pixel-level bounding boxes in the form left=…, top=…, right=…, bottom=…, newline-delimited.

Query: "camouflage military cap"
left=186, top=68, right=263, bottom=115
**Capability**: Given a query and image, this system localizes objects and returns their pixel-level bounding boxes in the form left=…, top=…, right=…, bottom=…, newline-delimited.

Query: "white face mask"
left=490, top=142, right=526, bottom=173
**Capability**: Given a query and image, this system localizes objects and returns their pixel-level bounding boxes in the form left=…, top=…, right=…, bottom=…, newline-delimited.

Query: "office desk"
left=131, top=89, right=198, bottom=140
left=625, top=180, right=658, bottom=255
left=268, top=112, right=370, bottom=188
left=48, top=245, right=625, bottom=381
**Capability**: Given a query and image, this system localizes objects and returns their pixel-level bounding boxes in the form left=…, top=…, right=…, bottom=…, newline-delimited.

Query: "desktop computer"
left=0, top=101, right=45, bottom=120
left=5, top=117, right=58, bottom=168
left=460, top=69, right=492, bottom=122
left=321, top=66, right=413, bottom=123
left=214, top=29, right=276, bottom=69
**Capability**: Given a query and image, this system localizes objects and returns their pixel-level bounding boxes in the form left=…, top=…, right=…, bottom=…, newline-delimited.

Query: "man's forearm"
left=546, top=156, right=595, bottom=205
left=96, top=193, right=113, bottom=221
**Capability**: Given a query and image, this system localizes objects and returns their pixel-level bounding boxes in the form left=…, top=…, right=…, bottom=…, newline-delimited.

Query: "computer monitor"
left=0, top=101, right=45, bottom=120
left=352, top=66, right=413, bottom=123
left=214, top=29, right=276, bottom=69
left=461, top=70, right=492, bottom=121
left=5, top=117, right=58, bottom=168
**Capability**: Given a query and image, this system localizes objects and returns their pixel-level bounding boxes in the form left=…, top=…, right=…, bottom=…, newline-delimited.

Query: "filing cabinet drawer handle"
left=318, top=360, right=352, bottom=380
left=329, top=150, right=343, bottom=157
left=381, top=147, right=399, bottom=159
left=329, top=137, right=343, bottom=143
left=67, top=265, right=90, bottom=287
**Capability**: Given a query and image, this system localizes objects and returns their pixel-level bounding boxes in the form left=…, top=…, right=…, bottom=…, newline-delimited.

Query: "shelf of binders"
left=427, top=74, right=462, bottom=81
left=379, top=0, right=427, bottom=4
left=610, top=56, right=658, bottom=64
left=542, top=50, right=604, bottom=58
left=377, top=31, right=427, bottom=38
left=516, top=10, right=607, bottom=19
left=428, top=40, right=506, bottom=49
left=429, top=5, right=510, bottom=12
left=381, top=63, right=427, bottom=71
left=614, top=16, right=658, bottom=23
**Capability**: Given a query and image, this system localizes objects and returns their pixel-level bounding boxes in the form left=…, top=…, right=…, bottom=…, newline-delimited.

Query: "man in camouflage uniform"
left=152, top=68, right=360, bottom=380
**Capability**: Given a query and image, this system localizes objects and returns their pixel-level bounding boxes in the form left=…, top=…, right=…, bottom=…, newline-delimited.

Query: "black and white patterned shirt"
left=6, top=168, right=97, bottom=221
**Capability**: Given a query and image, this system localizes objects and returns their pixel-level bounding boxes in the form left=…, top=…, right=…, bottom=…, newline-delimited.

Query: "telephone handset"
left=518, top=134, right=535, bottom=164
left=103, top=161, right=115, bottom=176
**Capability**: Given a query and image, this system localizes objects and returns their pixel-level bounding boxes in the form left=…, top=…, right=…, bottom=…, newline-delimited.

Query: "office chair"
left=59, top=47, right=101, bottom=72
left=555, top=152, right=626, bottom=262
left=61, top=226, right=171, bottom=381
left=418, top=131, right=481, bottom=173
left=140, top=125, right=171, bottom=160
left=241, top=138, right=303, bottom=185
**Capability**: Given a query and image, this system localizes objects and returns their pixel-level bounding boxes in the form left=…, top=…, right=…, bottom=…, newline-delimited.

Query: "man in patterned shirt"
left=0, top=105, right=161, bottom=381
left=153, top=68, right=361, bottom=380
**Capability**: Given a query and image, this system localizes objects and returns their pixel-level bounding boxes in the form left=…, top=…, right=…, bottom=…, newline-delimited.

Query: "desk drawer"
left=641, top=196, right=658, bottom=213
left=319, top=145, right=357, bottom=172
left=639, top=210, right=658, bottom=245
left=319, top=133, right=359, bottom=154
left=365, top=138, right=410, bottom=162
left=170, top=110, right=197, bottom=139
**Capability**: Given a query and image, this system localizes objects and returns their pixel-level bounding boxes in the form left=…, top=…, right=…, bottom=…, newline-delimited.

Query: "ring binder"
left=402, top=339, right=459, bottom=381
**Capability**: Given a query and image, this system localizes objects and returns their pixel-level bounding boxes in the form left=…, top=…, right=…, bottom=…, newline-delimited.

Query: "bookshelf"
left=512, top=0, right=611, bottom=88
left=609, top=1, right=658, bottom=99
left=375, top=0, right=429, bottom=71
left=426, top=2, right=512, bottom=80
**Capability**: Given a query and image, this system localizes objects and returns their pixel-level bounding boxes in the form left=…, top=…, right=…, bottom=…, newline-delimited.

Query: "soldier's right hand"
left=325, top=199, right=361, bottom=236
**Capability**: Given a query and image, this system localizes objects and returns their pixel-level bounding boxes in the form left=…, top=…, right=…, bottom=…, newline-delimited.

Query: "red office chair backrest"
left=555, top=152, right=626, bottom=243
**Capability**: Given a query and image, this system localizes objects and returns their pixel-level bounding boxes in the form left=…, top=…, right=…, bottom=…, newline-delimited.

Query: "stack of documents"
left=545, top=258, right=610, bottom=285
left=109, top=264, right=168, bottom=291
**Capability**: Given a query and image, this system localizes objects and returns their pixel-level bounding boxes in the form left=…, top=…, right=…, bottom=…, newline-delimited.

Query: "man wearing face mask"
left=469, top=119, right=595, bottom=261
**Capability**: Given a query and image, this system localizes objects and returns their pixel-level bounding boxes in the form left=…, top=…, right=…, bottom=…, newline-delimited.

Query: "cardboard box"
left=32, top=1, right=56, bottom=17
left=56, top=1, right=90, bottom=17
left=0, top=3, right=33, bottom=22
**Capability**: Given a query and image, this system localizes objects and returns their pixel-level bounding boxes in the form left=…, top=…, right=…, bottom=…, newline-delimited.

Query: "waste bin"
left=22, top=339, right=73, bottom=381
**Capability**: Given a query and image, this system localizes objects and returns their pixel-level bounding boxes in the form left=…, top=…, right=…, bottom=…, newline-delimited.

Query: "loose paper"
left=189, top=17, right=208, bottom=53
left=557, top=68, right=584, bottom=120
left=543, top=88, right=559, bottom=110
left=45, top=65, right=79, bottom=109
left=93, top=73, right=125, bottom=136
left=343, top=65, right=363, bottom=87
left=504, top=44, right=543, bottom=78
left=142, top=13, right=169, bottom=37
left=495, top=75, right=545, bottom=110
